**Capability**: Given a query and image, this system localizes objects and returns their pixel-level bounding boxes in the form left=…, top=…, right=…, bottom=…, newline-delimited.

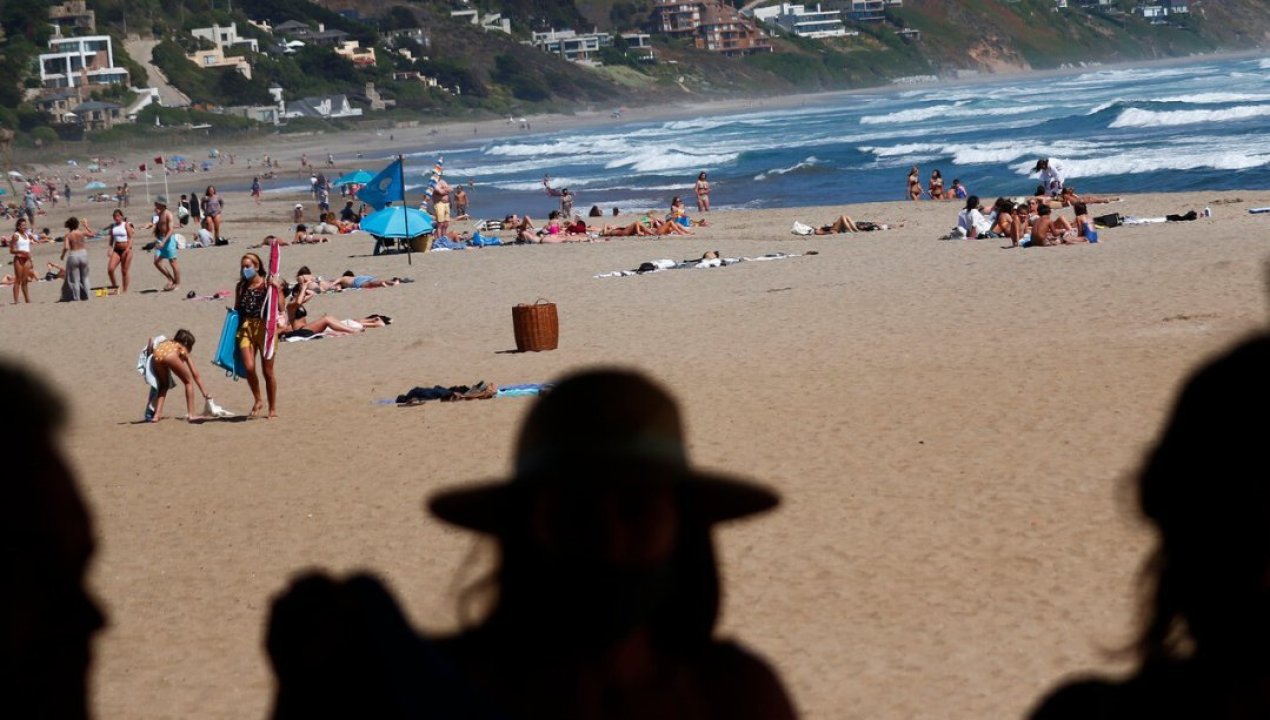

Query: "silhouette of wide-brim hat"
left=428, top=368, right=779, bottom=533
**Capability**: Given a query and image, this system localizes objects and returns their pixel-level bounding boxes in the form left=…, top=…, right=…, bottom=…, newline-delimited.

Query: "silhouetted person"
left=1031, top=333, right=1270, bottom=719
left=1, top=360, right=106, bottom=719
left=267, top=368, right=796, bottom=719
left=426, top=368, right=796, bottom=718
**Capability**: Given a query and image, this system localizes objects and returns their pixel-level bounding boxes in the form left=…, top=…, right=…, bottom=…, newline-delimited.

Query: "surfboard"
left=263, top=241, right=281, bottom=360
left=1250, top=207, right=1270, bottom=214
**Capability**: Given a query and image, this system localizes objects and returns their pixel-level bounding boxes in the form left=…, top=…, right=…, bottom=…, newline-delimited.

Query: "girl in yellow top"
left=149, top=329, right=210, bottom=422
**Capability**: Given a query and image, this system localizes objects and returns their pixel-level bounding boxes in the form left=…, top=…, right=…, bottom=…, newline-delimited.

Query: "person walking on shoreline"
left=106, top=208, right=133, bottom=292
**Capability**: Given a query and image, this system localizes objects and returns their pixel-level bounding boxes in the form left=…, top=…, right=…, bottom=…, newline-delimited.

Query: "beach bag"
left=512, top=300, right=559, bottom=352
left=791, top=221, right=814, bottom=236
left=1093, top=212, right=1122, bottom=228
left=212, top=307, right=247, bottom=380
left=1084, top=223, right=1099, bottom=244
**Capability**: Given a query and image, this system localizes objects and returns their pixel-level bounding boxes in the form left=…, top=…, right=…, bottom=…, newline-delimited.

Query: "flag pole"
left=400, top=154, right=411, bottom=266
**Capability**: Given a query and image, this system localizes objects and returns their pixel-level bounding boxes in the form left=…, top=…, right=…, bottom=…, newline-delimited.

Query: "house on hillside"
left=35, top=90, right=82, bottom=124
left=272, top=20, right=311, bottom=36
left=72, top=100, right=124, bottom=131
left=48, top=0, right=96, bottom=36
left=846, top=0, right=903, bottom=21
left=450, top=9, right=512, bottom=34
left=334, top=40, right=376, bottom=66
left=1136, top=5, right=1168, bottom=19
left=1166, top=0, right=1189, bottom=13
left=652, top=0, right=772, bottom=56
left=283, top=94, right=363, bottom=120
left=751, top=3, right=855, bottom=39
left=528, top=29, right=613, bottom=63
left=186, top=44, right=252, bottom=79
left=191, top=23, right=259, bottom=53
left=39, top=35, right=129, bottom=89
left=620, top=33, right=656, bottom=62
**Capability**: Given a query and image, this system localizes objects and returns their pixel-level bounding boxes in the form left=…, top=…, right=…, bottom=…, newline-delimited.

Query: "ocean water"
left=317, top=54, right=1270, bottom=217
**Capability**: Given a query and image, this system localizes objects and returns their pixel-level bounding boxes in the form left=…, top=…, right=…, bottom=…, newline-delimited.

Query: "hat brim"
left=428, top=469, right=779, bottom=533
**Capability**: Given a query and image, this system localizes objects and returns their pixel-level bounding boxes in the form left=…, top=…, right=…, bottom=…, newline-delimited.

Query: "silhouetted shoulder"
left=1031, top=667, right=1210, bottom=720
left=698, top=641, right=798, bottom=719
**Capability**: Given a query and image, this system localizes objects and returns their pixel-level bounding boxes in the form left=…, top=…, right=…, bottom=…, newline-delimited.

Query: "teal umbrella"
left=85, top=181, right=107, bottom=190
left=0, top=187, right=7, bottom=196
left=359, top=206, right=433, bottom=237
left=334, top=169, right=374, bottom=186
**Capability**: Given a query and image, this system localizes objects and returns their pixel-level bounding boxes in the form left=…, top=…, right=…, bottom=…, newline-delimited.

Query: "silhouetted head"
left=429, top=369, right=779, bottom=653
left=965, top=195, right=980, bottom=212
left=1135, top=334, right=1270, bottom=667
left=0, top=360, right=104, bottom=719
left=64, top=217, right=79, bottom=231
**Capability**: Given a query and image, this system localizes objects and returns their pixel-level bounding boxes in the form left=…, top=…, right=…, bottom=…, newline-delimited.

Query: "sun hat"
left=295, top=203, right=303, bottom=208
left=427, top=369, right=779, bottom=533
left=155, top=194, right=168, bottom=206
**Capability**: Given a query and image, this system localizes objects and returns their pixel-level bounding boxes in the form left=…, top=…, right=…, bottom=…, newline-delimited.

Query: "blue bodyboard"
left=212, top=307, right=247, bottom=380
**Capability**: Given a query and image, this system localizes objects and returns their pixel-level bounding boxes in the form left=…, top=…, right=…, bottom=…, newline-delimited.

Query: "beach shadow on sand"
left=122, top=416, right=253, bottom=425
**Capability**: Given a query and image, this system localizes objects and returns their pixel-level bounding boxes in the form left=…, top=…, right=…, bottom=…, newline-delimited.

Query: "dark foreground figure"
left=268, top=368, right=797, bottom=719
left=1, top=361, right=106, bottom=719
left=1032, top=333, right=1270, bottom=719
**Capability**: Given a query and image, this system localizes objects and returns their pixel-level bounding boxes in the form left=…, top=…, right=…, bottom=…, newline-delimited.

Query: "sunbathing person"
left=292, top=266, right=342, bottom=295
left=332, top=271, right=401, bottom=290
left=1058, top=186, right=1120, bottom=206
left=815, top=215, right=860, bottom=234
left=600, top=220, right=657, bottom=237
left=281, top=283, right=387, bottom=337
left=650, top=216, right=693, bottom=235
left=292, top=225, right=328, bottom=245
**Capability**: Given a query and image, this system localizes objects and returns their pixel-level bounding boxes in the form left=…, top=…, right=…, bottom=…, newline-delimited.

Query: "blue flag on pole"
left=357, top=158, right=405, bottom=210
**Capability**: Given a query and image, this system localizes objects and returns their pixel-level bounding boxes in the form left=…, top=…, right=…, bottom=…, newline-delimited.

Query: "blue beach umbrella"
left=0, top=187, right=7, bottom=195
left=334, top=169, right=374, bottom=186
left=359, top=206, right=434, bottom=238
left=84, top=181, right=107, bottom=190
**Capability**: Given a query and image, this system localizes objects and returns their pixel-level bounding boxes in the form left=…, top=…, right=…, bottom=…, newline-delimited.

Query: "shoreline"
left=15, top=47, right=1268, bottom=189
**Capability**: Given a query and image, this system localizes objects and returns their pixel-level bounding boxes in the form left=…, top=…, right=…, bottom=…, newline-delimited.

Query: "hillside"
left=3, top=0, right=1268, bottom=146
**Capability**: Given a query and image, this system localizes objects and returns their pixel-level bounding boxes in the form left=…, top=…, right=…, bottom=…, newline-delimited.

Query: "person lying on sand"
left=1058, top=186, right=1120, bottom=206
left=332, top=271, right=402, bottom=290
left=600, top=221, right=657, bottom=237
left=292, top=266, right=342, bottom=294
left=280, top=283, right=387, bottom=337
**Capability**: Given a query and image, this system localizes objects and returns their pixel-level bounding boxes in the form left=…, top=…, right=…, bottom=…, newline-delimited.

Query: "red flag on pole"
left=139, top=163, right=146, bottom=172
left=154, top=155, right=164, bottom=165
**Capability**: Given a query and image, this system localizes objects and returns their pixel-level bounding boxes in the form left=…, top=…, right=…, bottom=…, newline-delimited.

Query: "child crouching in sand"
left=148, top=329, right=211, bottom=422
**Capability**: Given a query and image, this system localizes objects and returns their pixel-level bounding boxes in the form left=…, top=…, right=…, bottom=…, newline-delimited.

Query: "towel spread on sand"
left=595, top=252, right=803, bottom=278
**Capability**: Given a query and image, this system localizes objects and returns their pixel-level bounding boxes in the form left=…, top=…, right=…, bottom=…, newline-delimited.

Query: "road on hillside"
left=125, top=38, right=191, bottom=108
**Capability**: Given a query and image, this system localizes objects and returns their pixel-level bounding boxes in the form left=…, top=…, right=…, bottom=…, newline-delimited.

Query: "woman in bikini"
left=280, top=282, right=387, bottom=338
left=331, top=271, right=401, bottom=290
left=929, top=169, right=945, bottom=200
left=236, top=252, right=282, bottom=418
left=694, top=171, right=711, bottom=212
left=907, top=166, right=923, bottom=201
left=106, top=208, right=133, bottom=292
left=148, top=329, right=211, bottom=423
left=10, top=217, right=36, bottom=304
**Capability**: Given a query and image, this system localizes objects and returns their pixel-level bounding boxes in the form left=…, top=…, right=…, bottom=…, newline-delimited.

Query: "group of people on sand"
left=10, top=326, right=1270, bottom=719
left=143, top=255, right=397, bottom=423
left=908, top=166, right=967, bottom=201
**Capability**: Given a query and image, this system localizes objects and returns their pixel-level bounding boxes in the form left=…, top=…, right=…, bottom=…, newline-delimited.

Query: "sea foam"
left=1110, top=104, right=1270, bottom=128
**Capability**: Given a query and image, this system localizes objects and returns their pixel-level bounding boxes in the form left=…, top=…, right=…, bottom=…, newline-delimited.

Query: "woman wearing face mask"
left=235, top=252, right=281, bottom=418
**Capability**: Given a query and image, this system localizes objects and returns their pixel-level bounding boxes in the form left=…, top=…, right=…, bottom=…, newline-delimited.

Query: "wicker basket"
left=512, top=300, right=559, bottom=352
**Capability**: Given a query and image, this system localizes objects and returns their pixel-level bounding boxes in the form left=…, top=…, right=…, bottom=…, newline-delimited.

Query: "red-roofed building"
left=653, top=0, right=772, bottom=56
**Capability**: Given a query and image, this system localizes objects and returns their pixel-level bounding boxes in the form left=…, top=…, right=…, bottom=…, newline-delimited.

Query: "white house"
left=1136, top=5, right=1168, bottom=18
left=191, top=23, right=259, bottom=53
left=283, top=94, right=363, bottom=120
left=186, top=44, right=252, bottom=79
left=528, top=29, right=614, bottom=63
left=38, top=35, right=129, bottom=88
left=450, top=9, right=512, bottom=34
left=752, top=3, right=854, bottom=39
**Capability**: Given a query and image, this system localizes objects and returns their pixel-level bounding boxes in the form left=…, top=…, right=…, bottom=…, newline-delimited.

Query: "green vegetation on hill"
left=4, top=0, right=1269, bottom=146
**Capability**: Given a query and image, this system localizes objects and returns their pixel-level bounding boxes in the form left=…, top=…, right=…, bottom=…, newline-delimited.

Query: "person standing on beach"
left=59, top=217, right=90, bottom=302
left=9, top=217, right=36, bottom=304
left=151, top=195, right=180, bottom=291
left=235, top=252, right=281, bottom=419
left=120, top=183, right=129, bottom=209
left=907, top=166, right=923, bottom=200
left=202, top=185, right=224, bottom=243
left=106, top=208, right=133, bottom=292
left=63, top=182, right=71, bottom=207
left=251, top=176, right=263, bottom=205
left=695, top=171, right=711, bottom=212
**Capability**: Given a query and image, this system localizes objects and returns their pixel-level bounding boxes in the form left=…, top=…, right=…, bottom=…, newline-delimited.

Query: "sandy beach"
left=3, top=173, right=1268, bottom=718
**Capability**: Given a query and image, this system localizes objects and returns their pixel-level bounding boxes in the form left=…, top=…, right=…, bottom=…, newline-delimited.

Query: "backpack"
left=1093, top=212, right=1122, bottom=228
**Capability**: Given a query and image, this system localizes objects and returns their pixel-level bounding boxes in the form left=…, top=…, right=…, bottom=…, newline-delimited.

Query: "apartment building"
left=38, top=35, right=129, bottom=89
left=653, top=1, right=772, bottom=56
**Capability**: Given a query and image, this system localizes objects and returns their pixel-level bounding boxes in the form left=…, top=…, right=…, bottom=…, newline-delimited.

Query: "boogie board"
left=263, top=241, right=281, bottom=360
left=1250, top=207, right=1270, bottom=214
left=212, top=307, right=247, bottom=379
